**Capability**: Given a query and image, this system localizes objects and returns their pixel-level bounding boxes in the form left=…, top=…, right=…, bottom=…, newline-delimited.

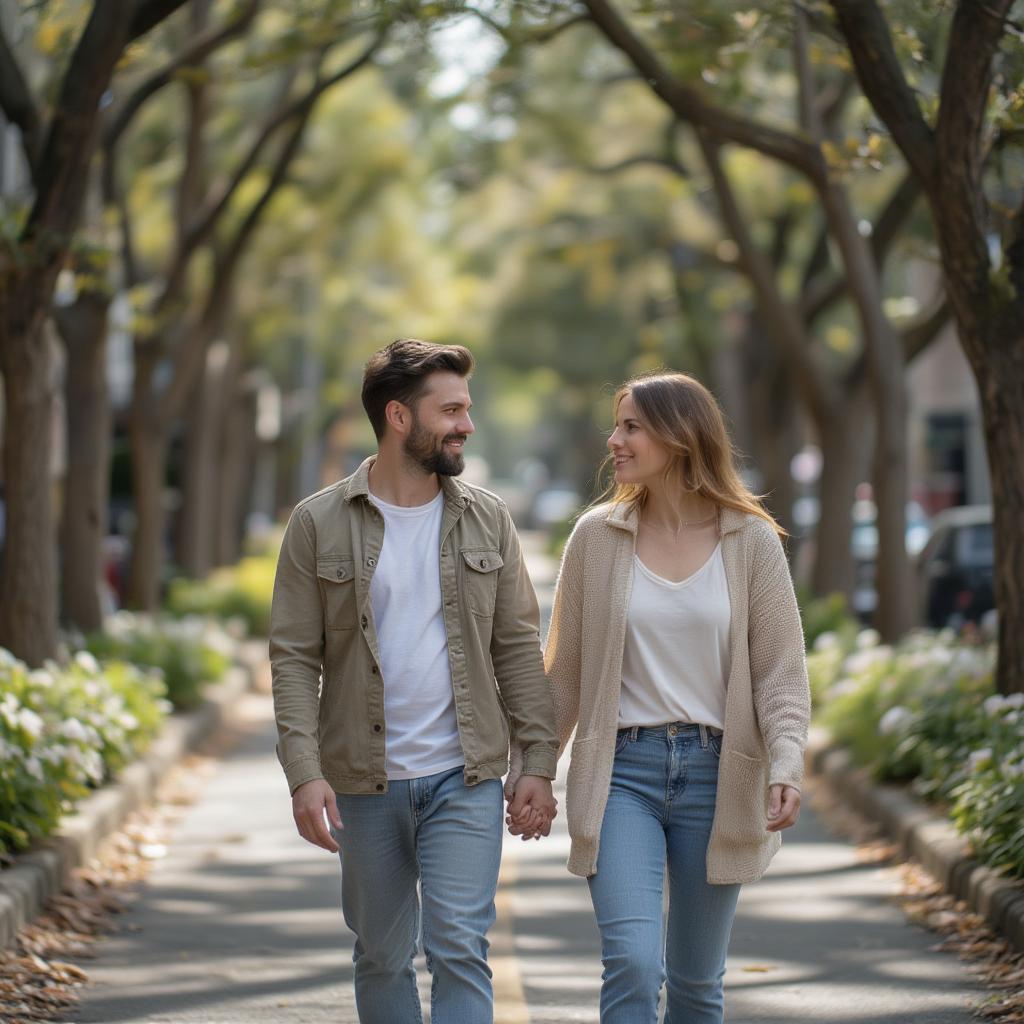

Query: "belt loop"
left=630, top=725, right=639, bottom=740
left=698, top=723, right=709, bottom=748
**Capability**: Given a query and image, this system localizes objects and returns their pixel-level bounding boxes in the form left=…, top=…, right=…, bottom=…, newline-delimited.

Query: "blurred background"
left=1, top=0, right=1016, bottom=651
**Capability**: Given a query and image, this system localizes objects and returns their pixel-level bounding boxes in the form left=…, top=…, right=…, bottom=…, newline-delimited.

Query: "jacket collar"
left=342, top=455, right=475, bottom=508
left=604, top=500, right=750, bottom=535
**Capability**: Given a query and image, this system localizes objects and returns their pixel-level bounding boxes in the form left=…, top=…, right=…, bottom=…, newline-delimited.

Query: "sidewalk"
left=69, top=688, right=987, bottom=1023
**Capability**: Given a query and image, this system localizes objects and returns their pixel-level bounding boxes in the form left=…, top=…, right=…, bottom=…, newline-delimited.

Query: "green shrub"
left=84, top=613, right=234, bottom=710
left=0, top=650, right=168, bottom=854
left=813, top=628, right=1023, bottom=879
left=166, top=555, right=275, bottom=637
left=798, top=589, right=860, bottom=653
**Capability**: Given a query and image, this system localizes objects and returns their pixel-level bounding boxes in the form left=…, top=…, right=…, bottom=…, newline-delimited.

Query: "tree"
left=0, top=0, right=190, bottom=665
left=830, top=0, right=1024, bottom=692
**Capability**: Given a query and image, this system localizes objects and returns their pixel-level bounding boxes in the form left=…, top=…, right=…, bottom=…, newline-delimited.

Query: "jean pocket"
left=613, top=729, right=632, bottom=755
left=708, top=731, right=723, bottom=758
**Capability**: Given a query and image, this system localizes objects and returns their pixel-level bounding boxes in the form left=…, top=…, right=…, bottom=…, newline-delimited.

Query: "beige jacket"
left=531, top=502, right=810, bottom=884
left=269, top=457, right=558, bottom=797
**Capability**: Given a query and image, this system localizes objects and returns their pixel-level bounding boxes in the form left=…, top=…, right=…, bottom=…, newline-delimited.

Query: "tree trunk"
left=870, top=373, right=911, bottom=640
left=214, top=346, right=252, bottom=567
left=812, top=396, right=870, bottom=599
left=0, top=304, right=59, bottom=665
left=178, top=340, right=232, bottom=578
left=126, top=408, right=170, bottom=612
left=973, top=327, right=1024, bottom=694
left=57, top=292, right=111, bottom=633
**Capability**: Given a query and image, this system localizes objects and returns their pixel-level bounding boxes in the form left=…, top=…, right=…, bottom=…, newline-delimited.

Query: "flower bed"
left=808, top=627, right=1023, bottom=879
left=166, top=555, right=275, bottom=637
left=83, top=612, right=236, bottom=710
left=0, top=651, right=168, bottom=856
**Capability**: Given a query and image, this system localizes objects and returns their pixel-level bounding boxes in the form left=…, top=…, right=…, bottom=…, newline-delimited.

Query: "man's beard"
left=404, top=416, right=466, bottom=477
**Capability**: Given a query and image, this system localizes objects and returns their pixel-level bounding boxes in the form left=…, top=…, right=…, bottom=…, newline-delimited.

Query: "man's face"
left=402, top=372, right=475, bottom=477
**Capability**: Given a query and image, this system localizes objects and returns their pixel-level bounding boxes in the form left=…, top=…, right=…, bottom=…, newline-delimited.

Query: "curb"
left=809, top=732, right=1024, bottom=954
left=0, top=638, right=267, bottom=950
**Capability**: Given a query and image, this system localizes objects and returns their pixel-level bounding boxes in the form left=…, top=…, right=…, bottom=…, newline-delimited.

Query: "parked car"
left=916, top=505, right=994, bottom=629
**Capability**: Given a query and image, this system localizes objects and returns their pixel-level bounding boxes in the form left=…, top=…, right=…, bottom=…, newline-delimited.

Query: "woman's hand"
left=766, top=784, right=801, bottom=832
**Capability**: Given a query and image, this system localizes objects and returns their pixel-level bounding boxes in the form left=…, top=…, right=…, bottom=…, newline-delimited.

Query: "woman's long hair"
left=597, top=371, right=783, bottom=535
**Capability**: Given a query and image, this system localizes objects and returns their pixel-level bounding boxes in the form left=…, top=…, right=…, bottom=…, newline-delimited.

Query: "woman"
left=509, top=371, right=810, bottom=1023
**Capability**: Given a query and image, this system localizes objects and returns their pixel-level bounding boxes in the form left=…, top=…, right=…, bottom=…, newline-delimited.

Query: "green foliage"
left=798, top=590, right=859, bottom=654
left=813, top=629, right=1024, bottom=879
left=84, top=614, right=234, bottom=710
left=166, top=557, right=276, bottom=639
left=0, top=650, right=168, bottom=855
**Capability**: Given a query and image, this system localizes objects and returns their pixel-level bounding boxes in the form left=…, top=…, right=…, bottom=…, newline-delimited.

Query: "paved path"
left=69, top=533, right=986, bottom=1023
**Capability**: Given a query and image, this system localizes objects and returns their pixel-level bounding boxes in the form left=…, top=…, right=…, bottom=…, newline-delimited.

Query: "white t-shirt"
left=369, top=489, right=464, bottom=780
left=618, top=544, right=732, bottom=730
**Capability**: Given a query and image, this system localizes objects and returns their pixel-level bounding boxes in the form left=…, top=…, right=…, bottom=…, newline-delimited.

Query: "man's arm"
left=269, top=506, right=328, bottom=796
left=489, top=502, right=559, bottom=781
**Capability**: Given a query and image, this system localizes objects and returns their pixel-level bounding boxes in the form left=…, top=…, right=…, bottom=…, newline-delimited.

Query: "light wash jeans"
left=588, top=723, right=741, bottom=1024
left=335, top=767, right=503, bottom=1024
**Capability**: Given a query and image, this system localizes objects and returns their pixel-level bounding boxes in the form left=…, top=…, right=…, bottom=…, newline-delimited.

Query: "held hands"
left=292, top=779, right=343, bottom=852
left=766, top=784, right=801, bottom=832
left=505, top=775, right=557, bottom=841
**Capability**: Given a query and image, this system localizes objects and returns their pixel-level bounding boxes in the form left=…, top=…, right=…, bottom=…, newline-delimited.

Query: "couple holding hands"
left=269, top=338, right=810, bottom=1024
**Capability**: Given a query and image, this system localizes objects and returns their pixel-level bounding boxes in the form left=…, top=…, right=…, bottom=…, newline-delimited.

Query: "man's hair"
left=361, top=339, right=475, bottom=440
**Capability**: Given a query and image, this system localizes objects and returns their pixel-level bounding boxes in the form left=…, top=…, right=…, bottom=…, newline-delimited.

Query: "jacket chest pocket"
left=460, top=548, right=503, bottom=617
left=317, top=558, right=357, bottom=630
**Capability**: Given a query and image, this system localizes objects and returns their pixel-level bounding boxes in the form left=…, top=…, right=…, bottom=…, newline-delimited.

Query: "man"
left=269, top=339, right=558, bottom=1024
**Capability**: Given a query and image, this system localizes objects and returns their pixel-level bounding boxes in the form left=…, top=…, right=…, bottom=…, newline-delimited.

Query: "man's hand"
left=292, top=779, right=343, bottom=852
left=505, top=775, right=557, bottom=841
left=766, top=784, right=801, bottom=832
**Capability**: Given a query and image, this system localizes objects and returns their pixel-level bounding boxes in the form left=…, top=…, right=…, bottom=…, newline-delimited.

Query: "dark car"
left=917, top=505, right=994, bottom=629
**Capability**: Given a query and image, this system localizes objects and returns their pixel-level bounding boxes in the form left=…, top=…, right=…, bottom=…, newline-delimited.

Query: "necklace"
left=641, top=510, right=718, bottom=534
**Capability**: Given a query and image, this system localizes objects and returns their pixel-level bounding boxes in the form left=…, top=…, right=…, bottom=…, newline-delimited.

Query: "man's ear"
left=384, top=399, right=410, bottom=437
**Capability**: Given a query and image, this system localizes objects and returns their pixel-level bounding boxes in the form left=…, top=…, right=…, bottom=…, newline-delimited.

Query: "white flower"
left=28, top=668, right=54, bottom=687
left=61, top=718, right=89, bottom=742
left=830, top=678, right=860, bottom=698
left=813, top=631, right=840, bottom=651
left=18, top=707, right=44, bottom=740
left=967, top=748, right=993, bottom=772
left=25, top=755, right=44, bottom=781
left=74, top=650, right=101, bottom=675
left=117, top=712, right=139, bottom=732
left=879, top=706, right=914, bottom=735
left=856, top=629, right=881, bottom=649
left=1005, top=693, right=1024, bottom=709
left=983, top=695, right=1007, bottom=716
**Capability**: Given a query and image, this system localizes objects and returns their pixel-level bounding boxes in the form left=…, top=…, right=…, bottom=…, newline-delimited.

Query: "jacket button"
left=466, top=774, right=478, bottom=784
left=373, top=723, right=382, bottom=732
left=371, top=665, right=378, bottom=674
left=479, top=559, right=487, bottom=568
left=361, top=615, right=368, bottom=629
left=336, top=568, right=345, bottom=579
left=367, top=557, right=377, bottom=567
left=375, top=783, right=385, bottom=792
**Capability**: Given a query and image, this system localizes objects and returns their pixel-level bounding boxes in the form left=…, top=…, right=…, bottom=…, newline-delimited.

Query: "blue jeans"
left=588, top=724, right=741, bottom=1024
left=335, top=767, right=503, bottom=1024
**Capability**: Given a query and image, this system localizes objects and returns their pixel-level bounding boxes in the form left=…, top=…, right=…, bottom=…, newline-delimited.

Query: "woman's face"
left=607, top=392, right=672, bottom=488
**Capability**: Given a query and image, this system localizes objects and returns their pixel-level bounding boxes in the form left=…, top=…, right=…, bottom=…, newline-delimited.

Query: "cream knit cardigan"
left=514, top=501, right=810, bottom=884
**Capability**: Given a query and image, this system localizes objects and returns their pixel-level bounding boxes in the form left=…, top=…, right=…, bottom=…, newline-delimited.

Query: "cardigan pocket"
left=565, top=734, right=603, bottom=836
left=716, top=749, right=769, bottom=844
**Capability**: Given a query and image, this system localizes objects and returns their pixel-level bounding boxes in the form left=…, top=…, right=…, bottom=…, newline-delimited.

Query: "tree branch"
left=802, top=171, right=922, bottom=324
left=106, top=0, right=260, bottom=150
left=697, top=129, right=832, bottom=425
left=586, top=153, right=686, bottom=176
left=935, top=0, right=1013, bottom=185
left=902, top=295, right=951, bottom=363
left=829, top=0, right=937, bottom=189
left=582, top=0, right=827, bottom=181
left=129, top=0, right=191, bottom=42
left=0, top=25, right=43, bottom=171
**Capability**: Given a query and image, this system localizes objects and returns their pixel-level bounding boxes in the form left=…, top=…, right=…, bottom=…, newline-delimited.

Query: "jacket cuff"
left=520, top=743, right=557, bottom=780
left=284, top=755, right=326, bottom=796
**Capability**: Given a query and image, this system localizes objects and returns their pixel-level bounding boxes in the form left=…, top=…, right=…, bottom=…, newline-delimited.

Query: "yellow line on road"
left=492, top=842, right=530, bottom=1024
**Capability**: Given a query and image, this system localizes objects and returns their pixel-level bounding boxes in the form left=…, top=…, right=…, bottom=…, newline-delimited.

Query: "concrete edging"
left=0, top=638, right=266, bottom=950
left=809, top=735, right=1024, bottom=954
